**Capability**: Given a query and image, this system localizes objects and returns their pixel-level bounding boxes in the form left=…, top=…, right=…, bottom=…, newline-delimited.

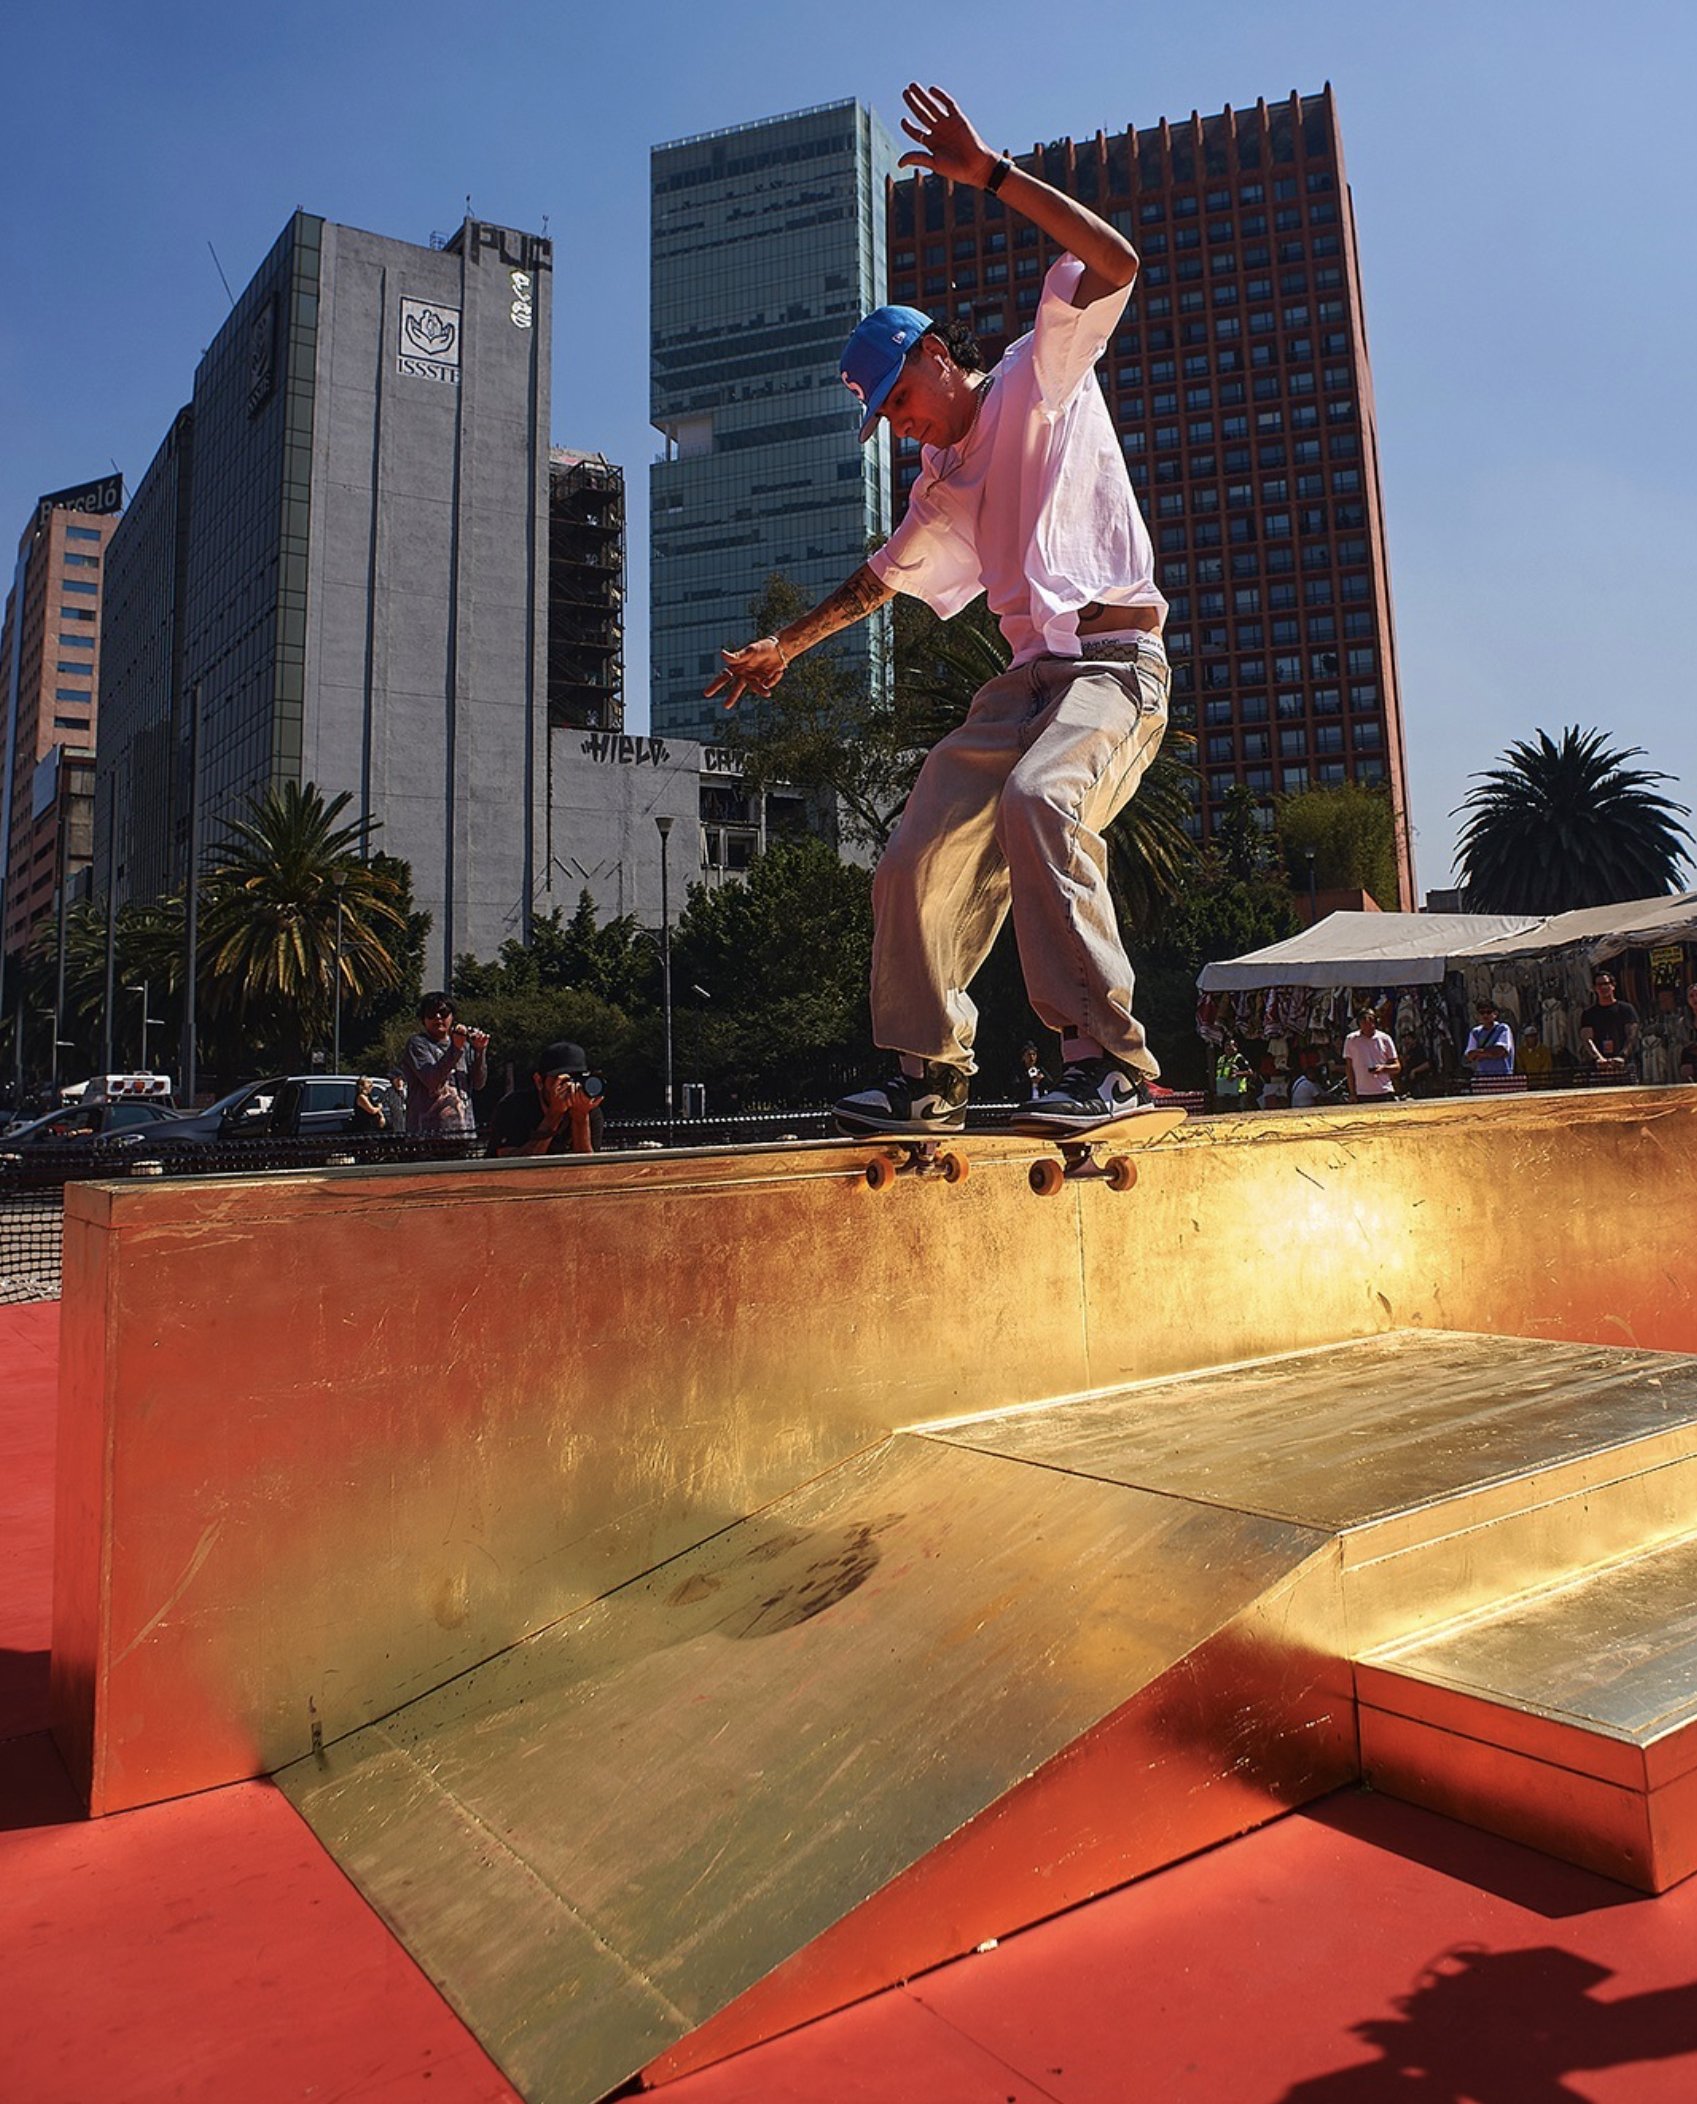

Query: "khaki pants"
left=870, top=636, right=1171, bottom=1080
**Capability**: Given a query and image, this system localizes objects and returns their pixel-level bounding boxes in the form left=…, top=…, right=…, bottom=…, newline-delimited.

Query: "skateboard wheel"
left=865, top=1154, right=898, bottom=1191
left=1105, top=1155, right=1138, bottom=1192
left=1029, top=1157, right=1066, bottom=1197
left=940, top=1150, right=969, bottom=1185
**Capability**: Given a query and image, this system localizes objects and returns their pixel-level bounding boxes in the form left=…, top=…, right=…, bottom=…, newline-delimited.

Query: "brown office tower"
left=1, top=477, right=123, bottom=1068
left=886, top=88, right=1413, bottom=905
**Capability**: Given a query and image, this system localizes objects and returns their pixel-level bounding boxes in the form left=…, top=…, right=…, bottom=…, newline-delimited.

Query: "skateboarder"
left=708, top=83, right=1169, bottom=1138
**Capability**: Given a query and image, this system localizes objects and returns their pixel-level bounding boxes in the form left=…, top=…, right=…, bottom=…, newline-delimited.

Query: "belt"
left=1077, top=602, right=1163, bottom=637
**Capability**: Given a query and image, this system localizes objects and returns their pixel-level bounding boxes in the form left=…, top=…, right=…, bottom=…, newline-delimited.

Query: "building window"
left=1350, top=683, right=1380, bottom=710
left=66, top=524, right=102, bottom=541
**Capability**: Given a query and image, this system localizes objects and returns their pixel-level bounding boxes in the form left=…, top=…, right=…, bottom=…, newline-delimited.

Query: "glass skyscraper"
left=650, top=101, right=898, bottom=743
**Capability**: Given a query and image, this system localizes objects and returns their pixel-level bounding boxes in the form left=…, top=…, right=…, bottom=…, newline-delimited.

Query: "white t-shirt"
left=1291, top=1073, right=1324, bottom=1109
left=868, top=256, right=1166, bottom=667
left=1343, top=1028, right=1398, bottom=1098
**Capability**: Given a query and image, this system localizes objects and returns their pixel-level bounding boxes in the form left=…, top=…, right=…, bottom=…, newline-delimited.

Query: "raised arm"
left=896, top=83, right=1138, bottom=307
left=705, top=563, right=895, bottom=708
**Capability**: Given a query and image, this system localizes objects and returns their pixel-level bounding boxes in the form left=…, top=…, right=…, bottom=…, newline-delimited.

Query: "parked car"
left=0, top=1093, right=184, bottom=1191
left=0, top=1096, right=180, bottom=1149
left=125, top=1074, right=400, bottom=1148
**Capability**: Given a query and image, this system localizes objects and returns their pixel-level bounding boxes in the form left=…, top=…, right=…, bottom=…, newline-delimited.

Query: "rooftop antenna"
left=207, top=241, right=236, bottom=307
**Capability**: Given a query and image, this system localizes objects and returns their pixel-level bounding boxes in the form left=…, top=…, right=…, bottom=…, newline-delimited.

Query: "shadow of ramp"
left=278, top=1433, right=1351, bottom=2103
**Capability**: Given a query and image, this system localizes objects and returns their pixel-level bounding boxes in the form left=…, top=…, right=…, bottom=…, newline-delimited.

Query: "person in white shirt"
left=1342, top=1005, right=1401, bottom=1102
left=708, top=83, right=1168, bottom=1140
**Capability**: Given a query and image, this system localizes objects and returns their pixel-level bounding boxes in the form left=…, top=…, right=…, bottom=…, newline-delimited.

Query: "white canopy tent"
left=1450, top=891, right=1697, bottom=968
left=1196, top=912, right=1537, bottom=993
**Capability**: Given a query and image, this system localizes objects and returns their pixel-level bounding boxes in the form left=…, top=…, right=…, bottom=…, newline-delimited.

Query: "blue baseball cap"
left=840, top=305, right=933, bottom=441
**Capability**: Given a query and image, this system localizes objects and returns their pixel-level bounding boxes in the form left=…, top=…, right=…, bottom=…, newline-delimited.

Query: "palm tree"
left=1454, top=728, right=1693, bottom=914
left=198, top=782, right=409, bottom=1063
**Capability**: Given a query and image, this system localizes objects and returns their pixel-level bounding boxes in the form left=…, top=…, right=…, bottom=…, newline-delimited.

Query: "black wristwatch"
left=985, top=156, right=1012, bottom=195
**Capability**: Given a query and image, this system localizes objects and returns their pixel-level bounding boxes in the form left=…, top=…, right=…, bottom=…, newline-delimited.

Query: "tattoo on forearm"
left=785, top=565, right=893, bottom=654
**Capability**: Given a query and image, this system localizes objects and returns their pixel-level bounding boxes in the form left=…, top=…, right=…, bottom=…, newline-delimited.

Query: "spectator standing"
left=1342, top=1004, right=1400, bottom=1102
left=487, top=1041, right=603, bottom=1156
left=398, top=993, right=488, bottom=1138
left=351, top=1075, right=400, bottom=1134
left=1578, top=971, right=1639, bottom=1075
left=1463, top=999, right=1516, bottom=1081
left=1012, top=1042, right=1050, bottom=1102
left=1519, top=1022, right=1554, bottom=1082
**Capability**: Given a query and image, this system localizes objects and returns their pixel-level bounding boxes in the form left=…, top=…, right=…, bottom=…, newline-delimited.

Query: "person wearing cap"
left=707, top=83, right=1167, bottom=1139
left=1462, top=999, right=1516, bottom=1082
left=486, top=1041, right=604, bottom=1157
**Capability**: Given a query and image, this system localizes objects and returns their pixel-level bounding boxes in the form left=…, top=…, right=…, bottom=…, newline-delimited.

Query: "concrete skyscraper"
left=650, top=101, right=898, bottom=743
left=97, top=210, right=554, bottom=979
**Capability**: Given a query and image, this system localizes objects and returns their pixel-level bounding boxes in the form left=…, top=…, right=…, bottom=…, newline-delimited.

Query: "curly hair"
left=923, top=318, right=986, bottom=373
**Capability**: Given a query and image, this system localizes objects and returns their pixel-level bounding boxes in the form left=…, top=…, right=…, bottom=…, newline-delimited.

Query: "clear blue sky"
left=4, top=0, right=1692, bottom=898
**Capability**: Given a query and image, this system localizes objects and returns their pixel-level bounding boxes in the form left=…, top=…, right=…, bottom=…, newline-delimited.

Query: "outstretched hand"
left=897, top=83, right=998, bottom=189
left=705, top=636, right=786, bottom=708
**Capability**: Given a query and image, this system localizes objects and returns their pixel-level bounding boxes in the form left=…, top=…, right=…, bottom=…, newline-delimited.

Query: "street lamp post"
left=124, top=982, right=162, bottom=1073
left=655, top=815, right=675, bottom=1143
left=1306, top=849, right=1318, bottom=926
left=331, top=868, right=348, bottom=1073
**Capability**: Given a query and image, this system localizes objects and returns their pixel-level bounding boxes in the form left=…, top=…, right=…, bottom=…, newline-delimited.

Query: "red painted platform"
left=8, top=1301, right=1697, bottom=2103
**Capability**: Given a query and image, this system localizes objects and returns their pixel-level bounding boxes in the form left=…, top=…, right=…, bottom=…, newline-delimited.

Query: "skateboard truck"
left=862, top=1139, right=971, bottom=1192
left=1028, top=1138, right=1139, bottom=1197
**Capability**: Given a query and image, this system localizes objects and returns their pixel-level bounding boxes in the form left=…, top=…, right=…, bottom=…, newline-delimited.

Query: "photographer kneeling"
left=486, top=1040, right=604, bottom=1157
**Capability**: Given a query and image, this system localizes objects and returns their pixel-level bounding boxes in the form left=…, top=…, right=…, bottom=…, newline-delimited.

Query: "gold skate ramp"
left=279, top=1431, right=1350, bottom=2104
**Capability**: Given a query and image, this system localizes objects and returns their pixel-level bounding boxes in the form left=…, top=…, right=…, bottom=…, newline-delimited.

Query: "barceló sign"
left=38, top=475, right=123, bottom=527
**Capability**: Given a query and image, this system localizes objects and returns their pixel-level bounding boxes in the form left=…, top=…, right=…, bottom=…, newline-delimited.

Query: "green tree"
left=1277, top=781, right=1401, bottom=911
left=1454, top=727, right=1693, bottom=913
left=198, top=782, right=409, bottom=1066
left=670, top=836, right=875, bottom=1101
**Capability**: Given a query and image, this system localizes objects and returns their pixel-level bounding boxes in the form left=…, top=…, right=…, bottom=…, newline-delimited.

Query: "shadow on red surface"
left=0, top=1729, right=83, bottom=1833
left=0, top=1646, right=50, bottom=1743
left=1274, top=1944, right=1697, bottom=2102
left=1305, top=1791, right=1640, bottom=1923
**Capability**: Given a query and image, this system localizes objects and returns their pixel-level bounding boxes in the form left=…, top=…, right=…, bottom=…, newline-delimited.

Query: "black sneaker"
left=1012, top=1056, right=1156, bottom=1133
left=834, top=1061, right=969, bottom=1136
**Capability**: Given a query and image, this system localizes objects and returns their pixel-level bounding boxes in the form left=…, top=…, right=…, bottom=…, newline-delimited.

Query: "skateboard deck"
left=840, top=1105, right=1186, bottom=1194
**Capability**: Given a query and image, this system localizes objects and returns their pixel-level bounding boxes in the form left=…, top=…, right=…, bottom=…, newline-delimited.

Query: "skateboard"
left=843, top=1105, right=1186, bottom=1195
left=1008, top=1104, right=1189, bottom=1197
